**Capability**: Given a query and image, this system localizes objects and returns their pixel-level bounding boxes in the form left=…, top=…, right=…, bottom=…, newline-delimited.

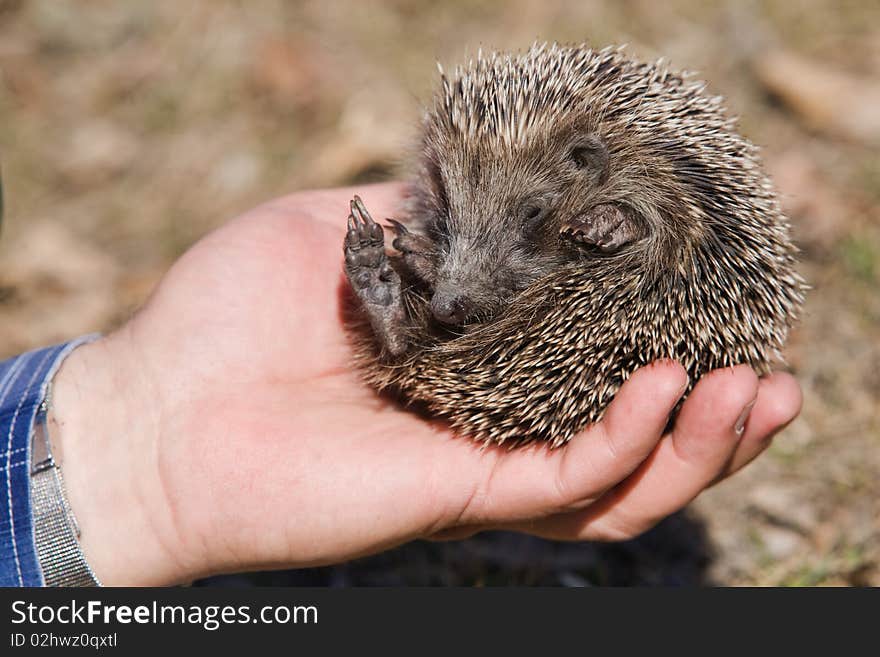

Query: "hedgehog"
left=341, top=43, right=805, bottom=447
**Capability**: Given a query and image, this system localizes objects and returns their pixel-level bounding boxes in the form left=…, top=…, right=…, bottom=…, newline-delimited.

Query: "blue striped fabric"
left=0, top=336, right=98, bottom=586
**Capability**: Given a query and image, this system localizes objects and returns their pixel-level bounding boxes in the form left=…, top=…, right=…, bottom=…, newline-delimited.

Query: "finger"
left=457, top=360, right=689, bottom=525
left=715, top=370, right=802, bottom=481
left=515, top=364, right=758, bottom=541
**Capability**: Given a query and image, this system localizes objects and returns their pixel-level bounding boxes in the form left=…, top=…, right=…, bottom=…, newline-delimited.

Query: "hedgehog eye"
left=568, top=135, right=609, bottom=183
left=426, top=159, right=449, bottom=215
left=430, top=202, right=451, bottom=242
left=519, top=200, right=550, bottom=231
left=423, top=158, right=451, bottom=241
left=432, top=212, right=449, bottom=236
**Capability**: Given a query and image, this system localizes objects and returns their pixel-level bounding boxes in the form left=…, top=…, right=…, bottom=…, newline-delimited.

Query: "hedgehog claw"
left=386, top=218, right=409, bottom=236
left=351, top=195, right=375, bottom=227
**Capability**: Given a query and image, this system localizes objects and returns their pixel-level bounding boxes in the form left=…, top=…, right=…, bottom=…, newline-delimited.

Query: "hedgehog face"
left=416, top=128, right=652, bottom=326
left=412, top=43, right=755, bottom=330
left=421, top=151, right=563, bottom=324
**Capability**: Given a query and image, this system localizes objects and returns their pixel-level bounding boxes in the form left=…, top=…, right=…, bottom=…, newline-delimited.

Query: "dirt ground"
left=1, top=1, right=878, bottom=586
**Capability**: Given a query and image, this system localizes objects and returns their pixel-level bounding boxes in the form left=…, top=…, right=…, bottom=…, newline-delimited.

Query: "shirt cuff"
left=0, top=335, right=100, bottom=586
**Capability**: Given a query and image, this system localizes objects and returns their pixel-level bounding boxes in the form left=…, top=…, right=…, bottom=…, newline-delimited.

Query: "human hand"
left=49, top=183, right=802, bottom=585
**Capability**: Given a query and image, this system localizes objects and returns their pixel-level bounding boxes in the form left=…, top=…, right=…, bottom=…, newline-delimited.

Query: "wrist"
left=48, top=329, right=189, bottom=586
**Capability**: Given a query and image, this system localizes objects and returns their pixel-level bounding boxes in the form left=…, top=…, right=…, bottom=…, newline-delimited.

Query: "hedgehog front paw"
left=345, top=196, right=401, bottom=307
left=561, top=204, right=641, bottom=252
left=387, top=219, right=438, bottom=284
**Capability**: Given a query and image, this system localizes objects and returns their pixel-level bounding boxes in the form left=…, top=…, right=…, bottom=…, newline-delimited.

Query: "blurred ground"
left=1, top=0, right=878, bottom=586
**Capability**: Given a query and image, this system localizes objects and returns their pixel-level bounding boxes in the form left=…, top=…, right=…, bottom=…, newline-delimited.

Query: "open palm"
left=62, top=183, right=801, bottom=584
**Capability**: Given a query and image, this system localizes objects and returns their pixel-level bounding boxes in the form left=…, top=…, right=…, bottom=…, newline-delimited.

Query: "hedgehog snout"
left=430, top=290, right=473, bottom=325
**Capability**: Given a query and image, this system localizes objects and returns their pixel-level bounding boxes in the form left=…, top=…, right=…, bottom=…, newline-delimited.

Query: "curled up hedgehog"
left=342, top=43, right=805, bottom=447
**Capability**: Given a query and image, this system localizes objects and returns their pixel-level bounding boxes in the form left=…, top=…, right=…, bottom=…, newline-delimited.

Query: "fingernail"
left=677, top=375, right=690, bottom=398
left=734, top=399, right=757, bottom=436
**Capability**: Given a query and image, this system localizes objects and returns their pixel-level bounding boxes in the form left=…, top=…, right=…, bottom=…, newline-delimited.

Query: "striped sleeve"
left=0, top=336, right=99, bottom=586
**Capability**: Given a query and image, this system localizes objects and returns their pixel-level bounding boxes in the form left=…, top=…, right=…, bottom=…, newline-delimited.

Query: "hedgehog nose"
left=431, top=294, right=470, bottom=325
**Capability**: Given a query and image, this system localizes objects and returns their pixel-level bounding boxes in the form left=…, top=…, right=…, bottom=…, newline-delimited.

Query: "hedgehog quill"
left=342, top=43, right=805, bottom=447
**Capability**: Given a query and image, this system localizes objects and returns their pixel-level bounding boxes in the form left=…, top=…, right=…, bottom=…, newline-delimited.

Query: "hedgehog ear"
left=567, top=134, right=609, bottom=184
